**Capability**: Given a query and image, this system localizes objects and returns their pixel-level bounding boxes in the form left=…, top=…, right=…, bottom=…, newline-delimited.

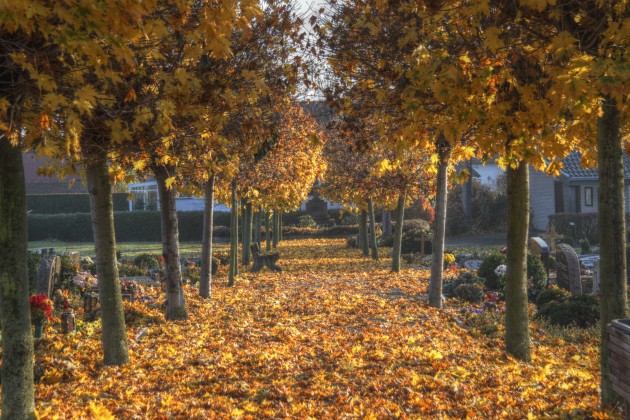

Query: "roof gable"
left=560, top=151, right=630, bottom=180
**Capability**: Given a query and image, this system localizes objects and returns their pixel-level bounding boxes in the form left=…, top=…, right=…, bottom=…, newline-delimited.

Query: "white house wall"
left=529, top=167, right=556, bottom=231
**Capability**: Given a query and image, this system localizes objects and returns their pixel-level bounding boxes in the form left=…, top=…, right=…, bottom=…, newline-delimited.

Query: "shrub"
left=400, top=228, right=432, bottom=254
left=213, top=226, right=230, bottom=237
left=443, top=272, right=484, bottom=298
left=133, top=253, right=161, bottom=270
left=478, top=253, right=507, bottom=290
left=402, top=219, right=430, bottom=232
left=527, top=252, right=548, bottom=292
left=59, top=255, right=79, bottom=281
left=454, top=283, right=485, bottom=303
left=535, top=286, right=571, bottom=310
left=340, top=212, right=359, bottom=225
left=183, top=265, right=201, bottom=285
left=298, top=215, right=317, bottom=228
left=536, top=294, right=599, bottom=328
left=118, top=262, right=147, bottom=277
left=580, top=238, right=591, bottom=254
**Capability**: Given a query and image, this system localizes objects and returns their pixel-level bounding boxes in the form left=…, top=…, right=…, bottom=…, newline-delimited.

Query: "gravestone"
left=36, top=255, right=61, bottom=298
left=556, top=243, right=582, bottom=296
left=463, top=259, right=482, bottom=271
left=529, top=237, right=550, bottom=271
left=592, top=258, right=600, bottom=294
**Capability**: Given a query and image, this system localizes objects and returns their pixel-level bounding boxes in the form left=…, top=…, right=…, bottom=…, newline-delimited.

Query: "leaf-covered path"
left=31, top=239, right=610, bottom=418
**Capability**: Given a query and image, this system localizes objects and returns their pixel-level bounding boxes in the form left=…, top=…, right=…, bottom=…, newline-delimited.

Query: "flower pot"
left=33, top=321, right=44, bottom=339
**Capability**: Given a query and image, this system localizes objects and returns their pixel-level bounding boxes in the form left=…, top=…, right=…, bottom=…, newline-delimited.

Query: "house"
left=529, top=151, right=630, bottom=231
left=22, top=152, right=86, bottom=195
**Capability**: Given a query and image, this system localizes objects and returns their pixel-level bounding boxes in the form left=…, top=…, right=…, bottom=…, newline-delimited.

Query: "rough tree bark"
left=368, top=197, right=378, bottom=260
left=279, top=212, right=283, bottom=242
left=428, top=137, right=450, bottom=308
left=228, top=179, right=238, bottom=286
left=84, top=142, right=130, bottom=364
left=200, top=173, right=215, bottom=298
left=155, top=167, right=187, bottom=320
left=0, top=140, right=35, bottom=419
left=255, top=206, right=262, bottom=248
left=504, top=160, right=531, bottom=362
left=265, top=210, right=271, bottom=251
left=272, top=211, right=280, bottom=248
left=382, top=210, right=392, bottom=236
left=392, top=192, right=406, bottom=273
left=598, top=95, right=628, bottom=406
left=360, top=209, right=369, bottom=256
left=242, top=201, right=253, bottom=266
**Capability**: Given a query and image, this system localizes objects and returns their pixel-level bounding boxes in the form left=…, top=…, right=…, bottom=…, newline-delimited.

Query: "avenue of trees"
left=0, top=0, right=628, bottom=418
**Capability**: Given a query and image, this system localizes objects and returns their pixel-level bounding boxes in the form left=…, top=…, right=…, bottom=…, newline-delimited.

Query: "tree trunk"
left=228, top=179, right=238, bottom=286
left=279, top=212, right=283, bottom=242
left=382, top=210, right=393, bottom=236
left=368, top=197, right=378, bottom=260
left=272, top=211, right=280, bottom=248
left=392, top=193, right=406, bottom=273
left=242, top=201, right=253, bottom=266
left=428, top=137, right=450, bottom=308
left=255, top=206, right=262, bottom=248
left=200, top=173, right=215, bottom=298
left=85, top=144, right=130, bottom=364
left=598, top=94, right=628, bottom=406
left=0, top=141, right=35, bottom=419
left=504, top=160, right=531, bottom=362
left=462, top=160, right=473, bottom=223
left=360, top=209, right=369, bottom=256
left=265, top=210, right=271, bottom=251
left=155, top=168, right=187, bottom=320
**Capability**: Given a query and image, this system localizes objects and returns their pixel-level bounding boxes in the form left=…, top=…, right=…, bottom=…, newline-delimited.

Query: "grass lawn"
left=15, top=238, right=615, bottom=418
left=28, top=241, right=230, bottom=259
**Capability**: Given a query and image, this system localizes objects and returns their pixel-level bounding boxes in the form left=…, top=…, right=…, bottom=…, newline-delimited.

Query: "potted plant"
left=29, top=294, right=53, bottom=339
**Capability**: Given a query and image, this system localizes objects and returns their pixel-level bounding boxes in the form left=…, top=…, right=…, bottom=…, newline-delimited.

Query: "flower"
left=68, top=271, right=98, bottom=291
left=444, top=253, right=456, bottom=265
left=30, top=294, right=53, bottom=324
left=485, top=292, right=500, bottom=303
left=494, top=264, right=507, bottom=277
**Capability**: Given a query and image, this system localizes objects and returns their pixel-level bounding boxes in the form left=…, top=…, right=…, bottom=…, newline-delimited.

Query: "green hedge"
left=27, top=209, right=344, bottom=242
left=27, top=193, right=129, bottom=214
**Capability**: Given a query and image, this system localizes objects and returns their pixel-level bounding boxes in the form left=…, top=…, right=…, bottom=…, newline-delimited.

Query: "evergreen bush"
left=454, top=283, right=485, bottom=303
left=536, top=294, right=599, bottom=328
left=478, top=253, right=507, bottom=290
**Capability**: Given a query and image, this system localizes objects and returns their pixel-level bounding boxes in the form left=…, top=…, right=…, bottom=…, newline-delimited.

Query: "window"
left=585, top=187, right=593, bottom=207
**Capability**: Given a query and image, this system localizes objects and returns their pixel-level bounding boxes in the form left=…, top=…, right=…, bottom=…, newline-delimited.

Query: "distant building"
left=22, top=152, right=86, bottom=195
left=529, top=151, right=630, bottom=231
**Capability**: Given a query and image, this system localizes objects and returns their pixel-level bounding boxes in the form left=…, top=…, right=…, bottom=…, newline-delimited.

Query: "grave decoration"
left=83, top=292, right=99, bottom=321
left=541, top=225, right=564, bottom=253
left=30, top=294, right=53, bottom=339
left=555, top=243, right=582, bottom=296
left=61, top=310, right=76, bottom=334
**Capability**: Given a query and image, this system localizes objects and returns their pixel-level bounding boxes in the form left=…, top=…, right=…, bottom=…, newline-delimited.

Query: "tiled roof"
left=560, top=151, right=630, bottom=179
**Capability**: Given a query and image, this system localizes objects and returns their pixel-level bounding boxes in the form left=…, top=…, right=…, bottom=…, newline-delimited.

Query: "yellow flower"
left=444, top=253, right=456, bottom=264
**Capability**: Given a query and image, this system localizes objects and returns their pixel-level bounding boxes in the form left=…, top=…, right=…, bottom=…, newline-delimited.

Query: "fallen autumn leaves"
left=4, top=239, right=618, bottom=418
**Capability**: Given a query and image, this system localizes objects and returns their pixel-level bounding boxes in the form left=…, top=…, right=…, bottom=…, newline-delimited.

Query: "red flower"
left=30, top=294, right=53, bottom=323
